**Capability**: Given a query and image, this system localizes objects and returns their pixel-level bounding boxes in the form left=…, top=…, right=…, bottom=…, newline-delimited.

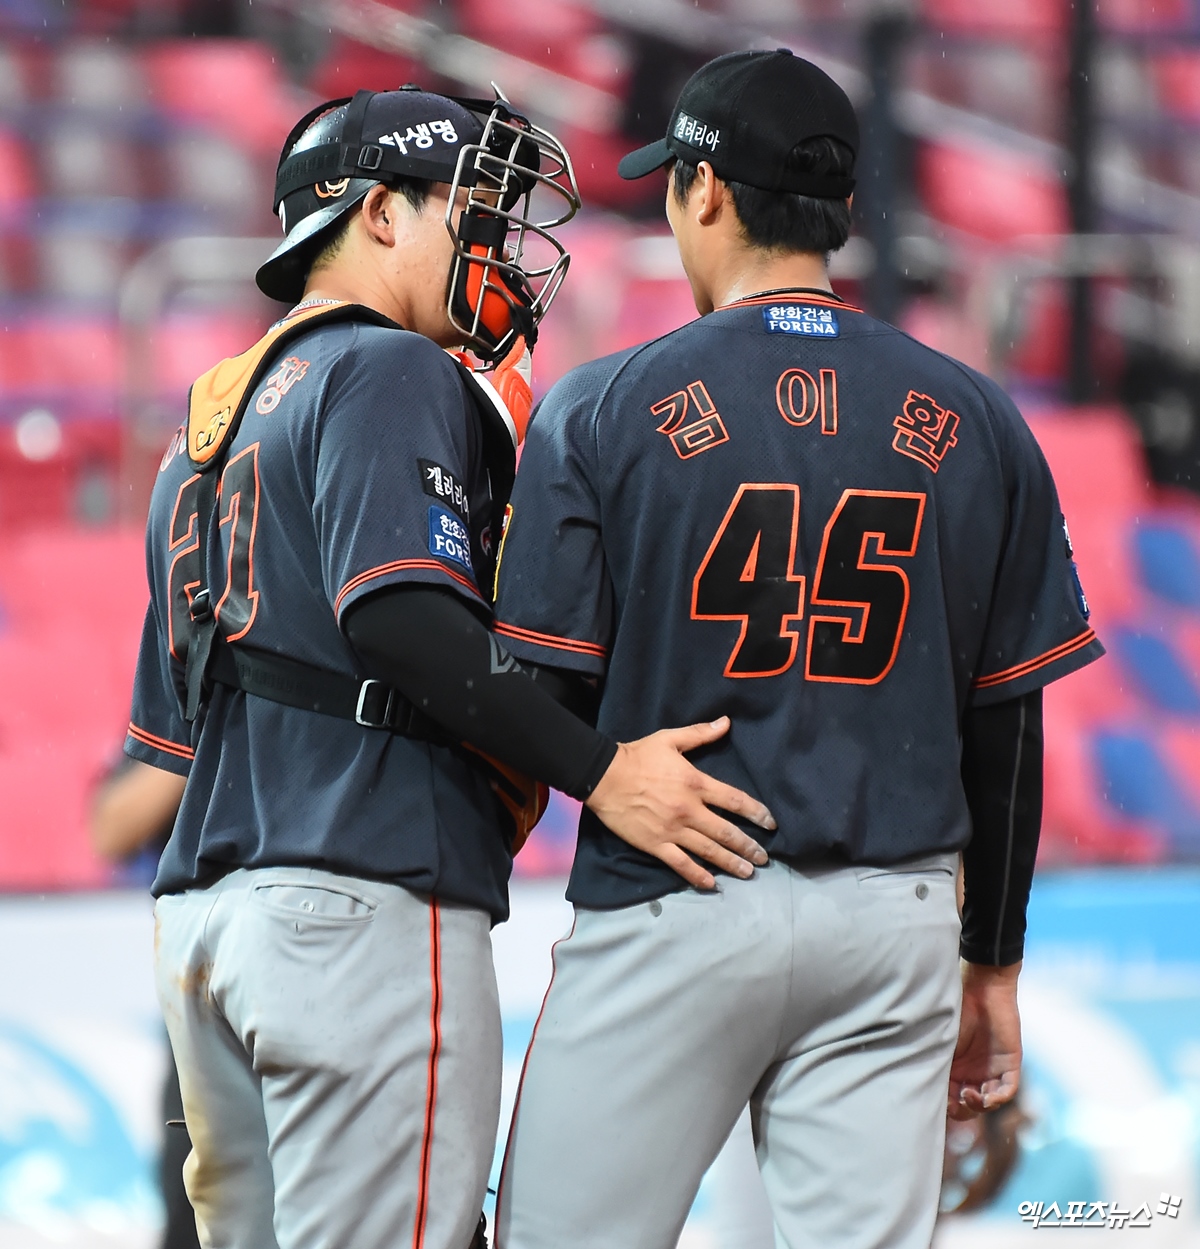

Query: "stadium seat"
left=1098, top=0, right=1194, bottom=34
left=1025, top=407, right=1150, bottom=627
left=36, top=228, right=130, bottom=302
left=10, top=314, right=121, bottom=396
left=161, top=129, right=265, bottom=227
left=0, top=128, right=37, bottom=223
left=0, top=42, right=32, bottom=109
left=150, top=310, right=270, bottom=398
left=1111, top=625, right=1200, bottom=716
left=0, top=524, right=145, bottom=887
left=1135, top=521, right=1200, bottom=609
left=1007, top=283, right=1068, bottom=382
left=918, top=141, right=1068, bottom=242
left=0, top=447, right=73, bottom=527
left=561, top=126, right=651, bottom=211
left=142, top=40, right=299, bottom=155
left=456, top=0, right=599, bottom=62
left=308, top=36, right=424, bottom=100
left=1153, top=51, right=1200, bottom=123
left=609, top=276, right=697, bottom=354
left=920, top=0, right=1067, bottom=38
left=1040, top=698, right=1163, bottom=863
left=54, top=39, right=146, bottom=111
left=39, top=118, right=142, bottom=199
left=1093, top=728, right=1200, bottom=856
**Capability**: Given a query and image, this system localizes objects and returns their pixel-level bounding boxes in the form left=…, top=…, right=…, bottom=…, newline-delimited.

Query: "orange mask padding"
left=463, top=242, right=520, bottom=343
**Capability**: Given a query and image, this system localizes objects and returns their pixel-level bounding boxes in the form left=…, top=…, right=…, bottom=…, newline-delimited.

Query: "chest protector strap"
left=180, top=301, right=544, bottom=846
left=181, top=301, right=517, bottom=723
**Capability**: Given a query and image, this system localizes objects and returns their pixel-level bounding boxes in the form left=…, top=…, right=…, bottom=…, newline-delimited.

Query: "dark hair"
left=672, top=136, right=854, bottom=256
left=309, top=175, right=434, bottom=273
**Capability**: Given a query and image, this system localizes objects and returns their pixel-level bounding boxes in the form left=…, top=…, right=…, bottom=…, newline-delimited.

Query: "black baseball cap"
left=257, top=88, right=487, bottom=303
left=618, top=49, right=858, bottom=198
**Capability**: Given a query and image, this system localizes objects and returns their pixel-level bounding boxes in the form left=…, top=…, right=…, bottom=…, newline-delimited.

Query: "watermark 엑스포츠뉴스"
left=1018, top=1194, right=1182, bottom=1228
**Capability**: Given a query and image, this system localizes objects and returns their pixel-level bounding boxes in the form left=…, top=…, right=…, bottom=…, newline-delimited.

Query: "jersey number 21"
left=165, top=445, right=262, bottom=663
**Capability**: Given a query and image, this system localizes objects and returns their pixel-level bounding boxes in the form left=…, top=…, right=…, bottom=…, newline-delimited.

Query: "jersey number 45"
left=692, top=484, right=925, bottom=684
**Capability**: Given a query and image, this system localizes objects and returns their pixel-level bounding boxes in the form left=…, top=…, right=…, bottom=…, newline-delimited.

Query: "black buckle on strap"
left=189, top=589, right=213, bottom=623
left=354, top=678, right=396, bottom=729
left=358, top=144, right=383, bottom=172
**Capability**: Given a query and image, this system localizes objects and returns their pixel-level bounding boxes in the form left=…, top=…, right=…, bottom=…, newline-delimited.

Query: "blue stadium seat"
left=1093, top=729, right=1200, bottom=855
left=1111, top=626, right=1200, bottom=715
left=1135, top=523, right=1200, bottom=610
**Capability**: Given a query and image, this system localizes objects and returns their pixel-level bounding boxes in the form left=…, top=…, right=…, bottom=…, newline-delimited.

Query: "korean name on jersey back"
left=763, top=305, right=839, bottom=337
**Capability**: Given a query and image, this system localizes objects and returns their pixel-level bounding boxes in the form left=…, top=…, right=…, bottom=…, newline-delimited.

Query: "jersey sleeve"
left=125, top=602, right=195, bottom=776
left=492, top=370, right=614, bottom=677
left=968, top=386, right=1104, bottom=707
left=314, top=328, right=486, bottom=625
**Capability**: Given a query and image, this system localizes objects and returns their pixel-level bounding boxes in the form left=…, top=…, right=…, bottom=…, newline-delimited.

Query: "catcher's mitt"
left=940, top=1094, right=1026, bottom=1215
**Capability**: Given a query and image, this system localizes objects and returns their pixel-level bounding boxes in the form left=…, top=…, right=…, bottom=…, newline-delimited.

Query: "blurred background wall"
left=0, top=0, right=1198, bottom=1245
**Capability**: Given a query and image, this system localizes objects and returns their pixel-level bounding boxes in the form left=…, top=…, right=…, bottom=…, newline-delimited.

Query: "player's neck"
left=301, top=264, right=411, bottom=330
left=704, top=248, right=833, bottom=312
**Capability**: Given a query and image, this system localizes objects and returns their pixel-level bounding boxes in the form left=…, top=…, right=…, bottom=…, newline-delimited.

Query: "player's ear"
left=362, top=184, right=397, bottom=247
left=694, top=161, right=725, bottom=226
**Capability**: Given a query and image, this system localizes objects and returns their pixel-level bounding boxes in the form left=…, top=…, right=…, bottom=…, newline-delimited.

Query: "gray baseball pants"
left=496, top=854, right=962, bottom=1249
left=154, top=866, right=502, bottom=1249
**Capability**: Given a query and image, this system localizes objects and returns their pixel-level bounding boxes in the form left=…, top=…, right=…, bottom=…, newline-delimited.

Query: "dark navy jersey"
left=126, top=315, right=515, bottom=920
left=493, top=291, right=1103, bottom=909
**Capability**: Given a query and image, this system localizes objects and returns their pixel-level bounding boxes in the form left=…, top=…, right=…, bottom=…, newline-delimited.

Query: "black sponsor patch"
left=419, top=458, right=469, bottom=521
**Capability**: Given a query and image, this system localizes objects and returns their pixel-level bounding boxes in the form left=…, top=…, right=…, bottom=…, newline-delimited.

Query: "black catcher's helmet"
left=258, top=86, right=580, bottom=363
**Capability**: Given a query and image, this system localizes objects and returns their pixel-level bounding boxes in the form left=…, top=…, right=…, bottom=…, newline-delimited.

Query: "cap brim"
left=255, top=181, right=374, bottom=303
left=617, top=138, right=674, bottom=181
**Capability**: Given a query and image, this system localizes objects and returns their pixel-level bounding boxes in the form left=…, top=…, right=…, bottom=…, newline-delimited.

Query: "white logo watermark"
left=1018, top=1194, right=1182, bottom=1229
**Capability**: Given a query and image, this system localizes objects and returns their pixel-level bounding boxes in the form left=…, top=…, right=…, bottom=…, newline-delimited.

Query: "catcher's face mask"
left=445, top=96, right=580, bottom=363
left=260, top=86, right=579, bottom=365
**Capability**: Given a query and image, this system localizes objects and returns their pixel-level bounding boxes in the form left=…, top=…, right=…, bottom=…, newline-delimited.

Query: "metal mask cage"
left=444, top=102, right=581, bottom=363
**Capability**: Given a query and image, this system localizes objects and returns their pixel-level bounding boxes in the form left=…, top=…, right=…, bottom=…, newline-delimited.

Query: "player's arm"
left=949, top=687, right=1041, bottom=1119
left=949, top=379, right=1103, bottom=1119
left=345, top=585, right=773, bottom=888
left=125, top=603, right=195, bottom=778
left=91, top=759, right=186, bottom=861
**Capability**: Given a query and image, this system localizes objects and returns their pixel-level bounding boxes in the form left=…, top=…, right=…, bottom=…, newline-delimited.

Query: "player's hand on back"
left=948, top=962, right=1023, bottom=1119
left=584, top=716, right=774, bottom=890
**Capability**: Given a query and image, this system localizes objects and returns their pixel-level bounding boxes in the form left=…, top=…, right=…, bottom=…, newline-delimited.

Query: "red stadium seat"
left=8, top=316, right=121, bottom=396
left=1025, top=406, right=1151, bottom=628
left=142, top=40, right=299, bottom=155
left=456, top=0, right=599, bottom=61
left=918, top=141, right=1068, bottom=242
left=561, top=126, right=653, bottom=212
left=0, top=128, right=37, bottom=223
left=1008, top=283, right=1069, bottom=382
left=1040, top=697, right=1164, bottom=865
left=920, top=0, right=1067, bottom=38
left=0, top=448, right=74, bottom=528
left=0, top=525, right=145, bottom=889
left=309, top=36, right=424, bottom=100
left=1153, top=51, right=1200, bottom=123
left=1098, top=0, right=1194, bottom=34
left=150, top=310, right=270, bottom=398
left=1163, top=721, right=1200, bottom=810
left=610, top=276, right=697, bottom=355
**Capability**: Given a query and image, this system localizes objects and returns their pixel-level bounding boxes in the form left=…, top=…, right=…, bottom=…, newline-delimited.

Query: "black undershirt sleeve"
left=343, top=585, right=616, bottom=800
left=959, top=688, right=1044, bottom=966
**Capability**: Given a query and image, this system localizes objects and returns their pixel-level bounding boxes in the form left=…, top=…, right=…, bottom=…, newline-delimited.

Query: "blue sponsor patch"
left=428, top=505, right=474, bottom=575
left=763, top=304, right=839, bottom=338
